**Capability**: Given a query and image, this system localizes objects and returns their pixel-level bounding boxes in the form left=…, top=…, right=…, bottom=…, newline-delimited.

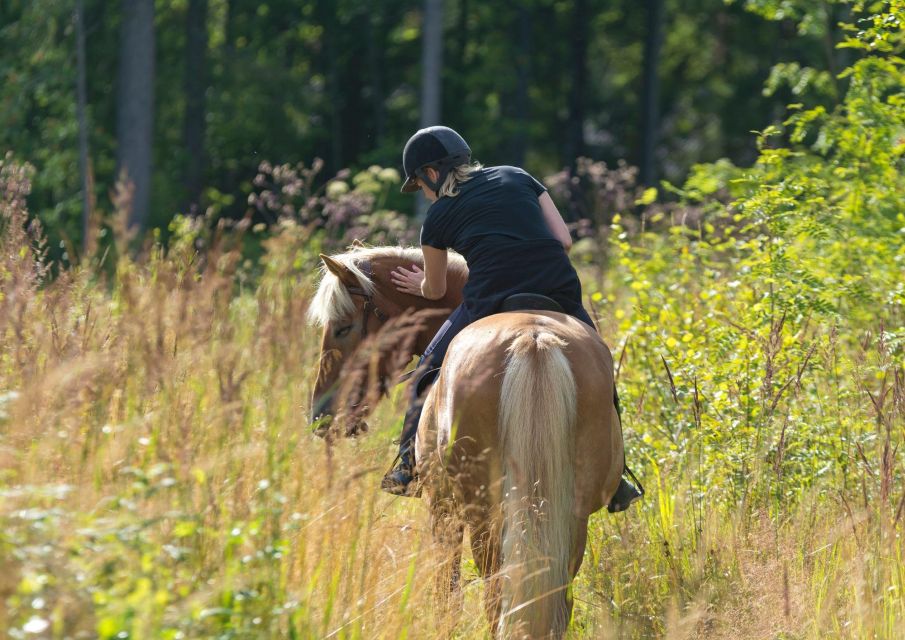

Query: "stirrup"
left=607, top=466, right=644, bottom=513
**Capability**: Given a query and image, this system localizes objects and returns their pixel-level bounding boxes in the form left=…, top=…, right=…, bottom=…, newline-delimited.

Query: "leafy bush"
left=249, top=160, right=416, bottom=250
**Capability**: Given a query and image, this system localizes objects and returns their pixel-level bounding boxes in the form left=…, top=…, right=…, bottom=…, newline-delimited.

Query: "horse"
left=307, top=245, right=625, bottom=638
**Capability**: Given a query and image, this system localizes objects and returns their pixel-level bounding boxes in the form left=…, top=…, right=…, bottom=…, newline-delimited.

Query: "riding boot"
left=381, top=392, right=426, bottom=496
left=607, top=386, right=644, bottom=513
left=380, top=368, right=440, bottom=497
left=380, top=441, right=418, bottom=496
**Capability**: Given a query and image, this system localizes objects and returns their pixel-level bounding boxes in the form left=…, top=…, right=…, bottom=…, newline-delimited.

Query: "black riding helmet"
left=400, top=126, right=471, bottom=195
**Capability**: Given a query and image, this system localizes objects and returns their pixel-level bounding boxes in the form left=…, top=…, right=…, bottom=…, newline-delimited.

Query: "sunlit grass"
left=1, top=230, right=901, bottom=638
left=2, top=158, right=904, bottom=638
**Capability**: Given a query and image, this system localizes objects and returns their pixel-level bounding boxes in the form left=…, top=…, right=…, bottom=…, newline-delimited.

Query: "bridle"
left=345, top=259, right=390, bottom=338
left=311, top=259, right=395, bottom=425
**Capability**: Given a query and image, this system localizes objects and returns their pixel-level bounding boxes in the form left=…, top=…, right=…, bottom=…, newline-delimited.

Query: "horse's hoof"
left=345, top=419, right=369, bottom=437
left=310, top=415, right=332, bottom=438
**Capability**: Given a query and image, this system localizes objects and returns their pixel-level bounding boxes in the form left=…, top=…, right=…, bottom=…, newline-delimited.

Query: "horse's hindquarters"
left=418, top=312, right=624, bottom=638
left=416, top=328, right=507, bottom=508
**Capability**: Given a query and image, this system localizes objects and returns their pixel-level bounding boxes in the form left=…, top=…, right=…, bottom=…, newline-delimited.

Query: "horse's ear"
left=319, top=254, right=359, bottom=288
left=350, top=239, right=366, bottom=249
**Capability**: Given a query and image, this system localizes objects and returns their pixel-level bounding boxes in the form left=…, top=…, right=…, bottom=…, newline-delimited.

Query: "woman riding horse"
left=382, top=125, right=641, bottom=512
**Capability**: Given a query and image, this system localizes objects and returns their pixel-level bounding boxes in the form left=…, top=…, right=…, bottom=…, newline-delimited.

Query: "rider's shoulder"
left=489, top=165, right=535, bottom=181
left=493, top=165, right=527, bottom=174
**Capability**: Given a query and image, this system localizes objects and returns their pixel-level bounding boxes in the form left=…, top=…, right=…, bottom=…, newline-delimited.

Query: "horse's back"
left=416, top=310, right=623, bottom=518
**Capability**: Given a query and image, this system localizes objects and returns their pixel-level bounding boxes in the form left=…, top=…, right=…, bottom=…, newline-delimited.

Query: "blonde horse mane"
left=306, top=245, right=465, bottom=326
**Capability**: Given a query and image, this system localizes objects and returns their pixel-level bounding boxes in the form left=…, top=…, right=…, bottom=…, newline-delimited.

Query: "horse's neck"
left=371, top=255, right=467, bottom=351
left=372, top=256, right=466, bottom=309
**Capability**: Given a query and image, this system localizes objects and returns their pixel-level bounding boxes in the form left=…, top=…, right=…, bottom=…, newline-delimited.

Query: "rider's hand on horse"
left=391, top=264, right=425, bottom=297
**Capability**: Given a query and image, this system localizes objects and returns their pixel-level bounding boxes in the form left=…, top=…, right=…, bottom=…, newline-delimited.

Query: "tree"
left=509, top=4, right=531, bottom=166
left=564, top=0, right=590, bottom=220
left=418, top=0, right=444, bottom=217
left=316, top=0, right=343, bottom=173
left=75, top=0, right=92, bottom=253
left=116, top=0, right=155, bottom=231
left=420, top=0, right=444, bottom=128
left=0, top=0, right=861, bottom=242
left=367, top=9, right=387, bottom=146
left=184, top=0, right=208, bottom=214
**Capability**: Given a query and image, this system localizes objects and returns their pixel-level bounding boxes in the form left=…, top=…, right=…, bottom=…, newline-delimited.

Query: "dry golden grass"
left=2, top=158, right=904, bottom=638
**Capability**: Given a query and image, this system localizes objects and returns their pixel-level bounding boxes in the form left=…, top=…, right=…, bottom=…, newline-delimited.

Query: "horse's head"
left=308, top=252, right=390, bottom=436
left=308, top=246, right=466, bottom=438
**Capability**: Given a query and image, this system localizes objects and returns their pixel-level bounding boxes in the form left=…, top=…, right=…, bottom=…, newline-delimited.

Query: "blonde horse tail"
left=498, top=330, right=576, bottom=639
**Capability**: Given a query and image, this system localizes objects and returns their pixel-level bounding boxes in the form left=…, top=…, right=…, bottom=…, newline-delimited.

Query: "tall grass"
left=1, top=148, right=903, bottom=638
left=0, top=158, right=457, bottom=639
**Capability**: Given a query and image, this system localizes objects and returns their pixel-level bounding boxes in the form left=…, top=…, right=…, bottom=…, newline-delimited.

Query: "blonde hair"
left=438, top=162, right=483, bottom=198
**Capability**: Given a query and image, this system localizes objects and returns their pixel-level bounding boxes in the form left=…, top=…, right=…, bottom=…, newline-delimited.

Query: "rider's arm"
left=420, top=245, right=448, bottom=299
left=538, top=192, right=572, bottom=253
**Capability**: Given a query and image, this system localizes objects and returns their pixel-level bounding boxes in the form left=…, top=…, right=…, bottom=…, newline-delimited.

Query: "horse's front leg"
left=428, top=490, right=465, bottom=633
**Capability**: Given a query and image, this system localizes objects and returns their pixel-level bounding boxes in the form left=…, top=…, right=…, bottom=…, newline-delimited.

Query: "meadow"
left=2, top=6, right=904, bottom=639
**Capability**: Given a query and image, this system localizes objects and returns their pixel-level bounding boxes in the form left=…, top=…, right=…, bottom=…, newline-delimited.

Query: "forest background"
left=1, top=0, right=859, bottom=247
left=1, top=0, right=904, bottom=638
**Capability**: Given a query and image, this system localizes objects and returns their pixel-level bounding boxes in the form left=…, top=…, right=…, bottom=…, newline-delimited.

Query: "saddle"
left=499, top=293, right=565, bottom=314
left=396, top=294, right=567, bottom=387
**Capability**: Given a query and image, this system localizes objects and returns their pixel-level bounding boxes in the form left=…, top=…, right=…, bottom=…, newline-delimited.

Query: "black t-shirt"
left=420, top=165, right=585, bottom=319
left=420, top=165, right=552, bottom=252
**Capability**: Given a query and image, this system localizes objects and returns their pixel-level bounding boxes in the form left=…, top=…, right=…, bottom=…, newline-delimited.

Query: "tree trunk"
left=317, top=0, right=342, bottom=173
left=502, top=4, right=531, bottom=165
left=420, top=0, right=443, bottom=128
left=564, top=0, right=588, bottom=221
left=511, top=4, right=531, bottom=166
left=184, top=0, right=208, bottom=214
left=367, top=10, right=386, bottom=146
left=340, top=12, right=367, bottom=165
left=116, top=0, right=155, bottom=231
left=418, top=0, right=444, bottom=218
left=442, top=0, right=468, bottom=137
left=74, top=0, right=92, bottom=254
left=640, top=0, right=664, bottom=186
left=456, top=0, right=469, bottom=63
left=224, top=0, right=235, bottom=55
left=822, top=0, right=842, bottom=98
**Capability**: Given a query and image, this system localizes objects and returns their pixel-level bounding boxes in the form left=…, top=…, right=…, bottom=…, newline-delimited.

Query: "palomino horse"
left=308, top=245, right=625, bottom=638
